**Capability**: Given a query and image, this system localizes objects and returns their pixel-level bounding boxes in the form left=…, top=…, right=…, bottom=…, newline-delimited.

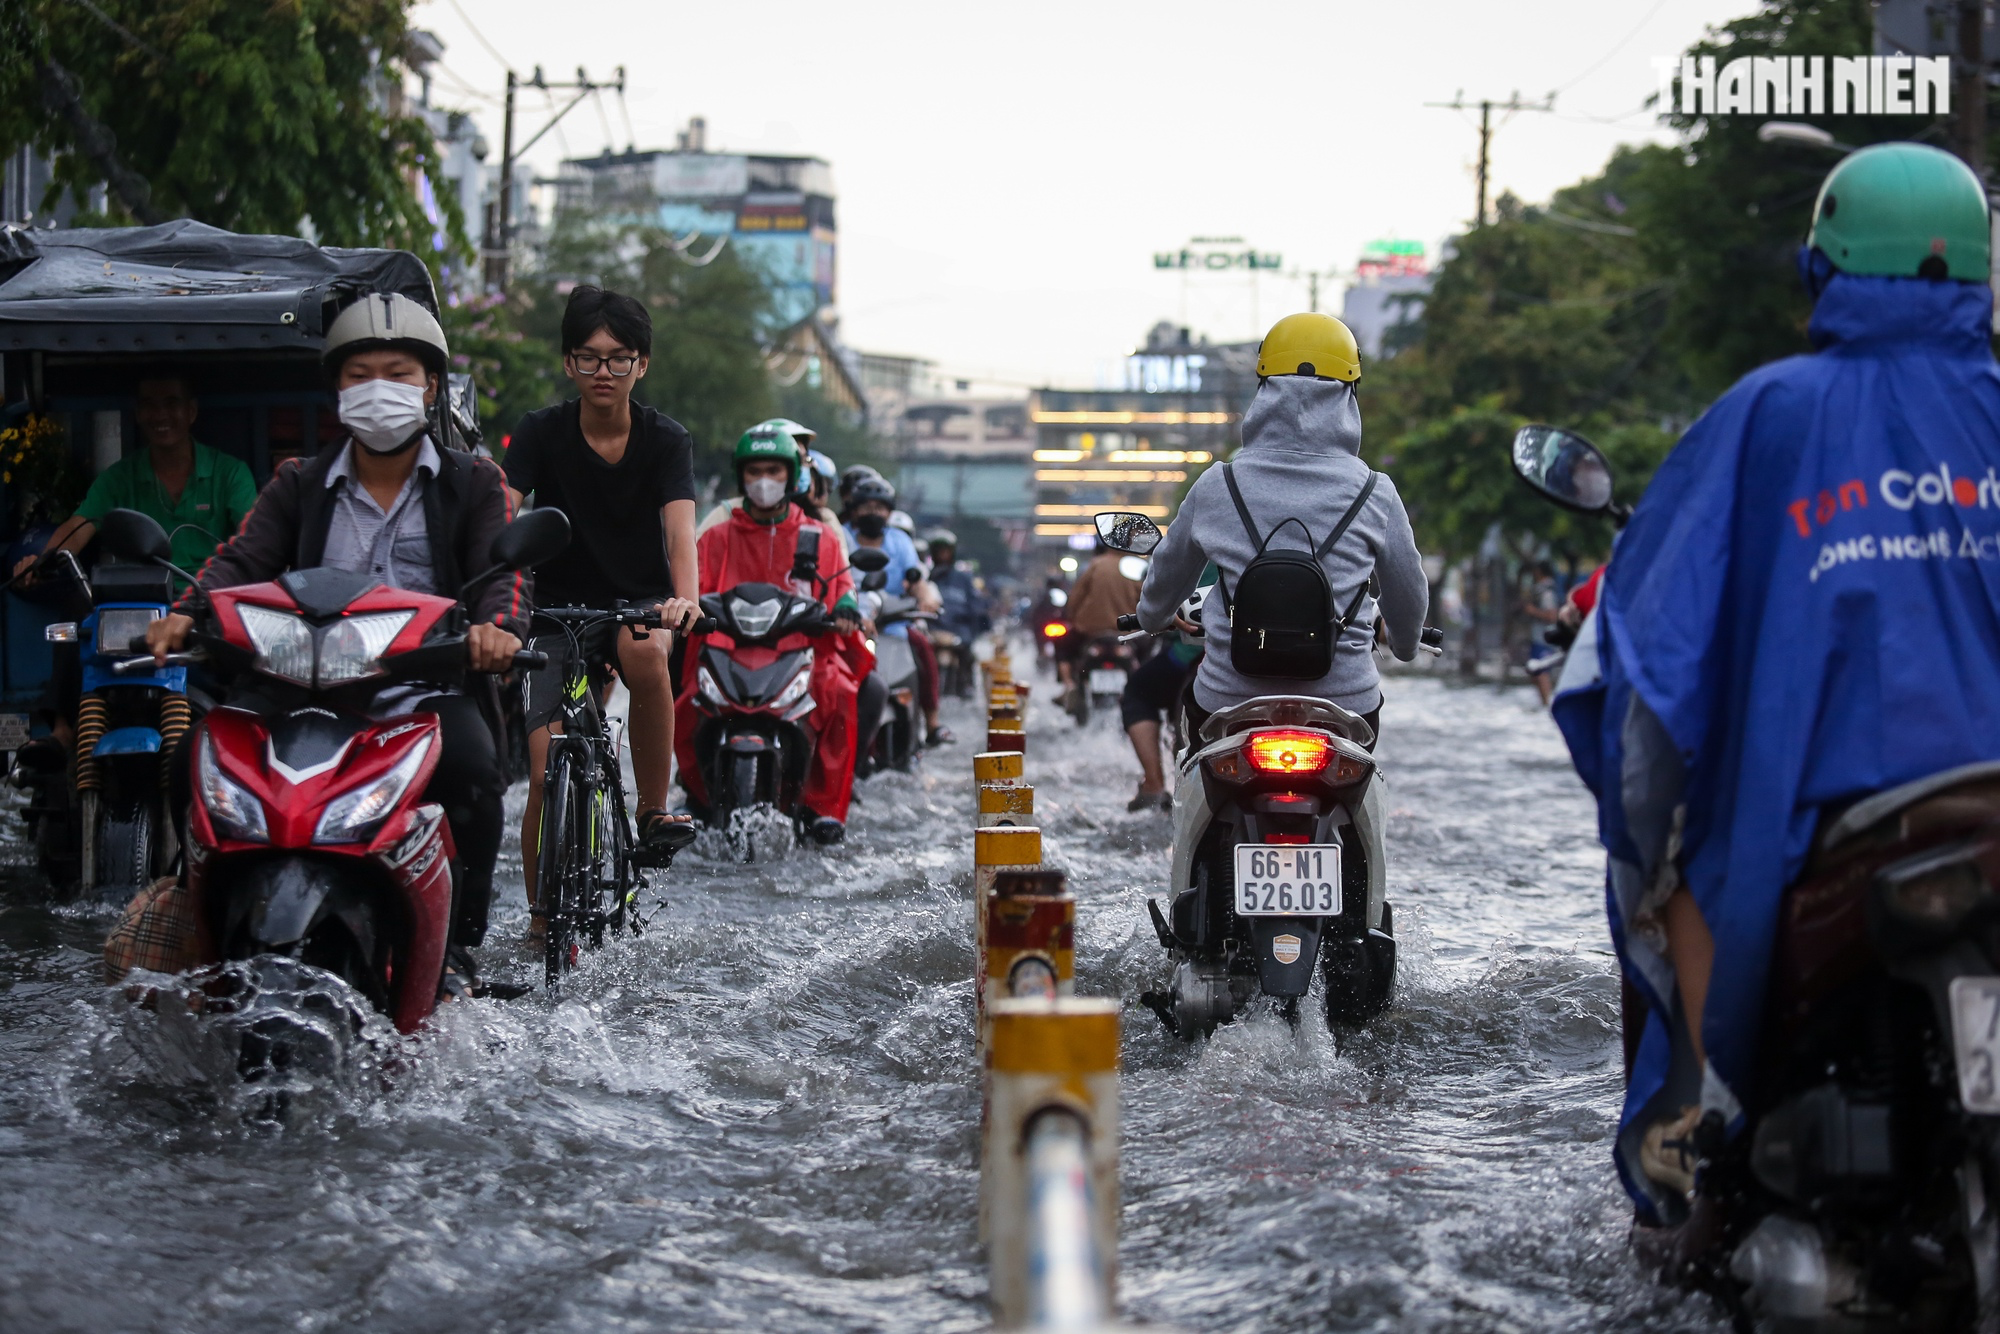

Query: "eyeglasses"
left=570, top=353, right=638, bottom=376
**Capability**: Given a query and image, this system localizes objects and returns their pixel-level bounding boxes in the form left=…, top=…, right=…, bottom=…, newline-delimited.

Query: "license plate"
left=1233, top=844, right=1342, bottom=916
left=1951, top=977, right=2000, bottom=1113
left=1089, top=668, right=1126, bottom=693
left=0, top=713, right=28, bottom=750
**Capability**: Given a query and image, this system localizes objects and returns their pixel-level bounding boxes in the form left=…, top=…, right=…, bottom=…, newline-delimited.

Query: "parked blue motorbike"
left=23, top=555, right=190, bottom=903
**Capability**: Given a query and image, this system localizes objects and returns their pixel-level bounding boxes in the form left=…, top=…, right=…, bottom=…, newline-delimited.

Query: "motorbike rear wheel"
left=93, top=795, right=162, bottom=910
left=1322, top=900, right=1396, bottom=1029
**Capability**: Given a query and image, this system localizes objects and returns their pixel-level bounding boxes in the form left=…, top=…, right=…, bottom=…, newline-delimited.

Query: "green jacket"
left=76, top=442, right=258, bottom=572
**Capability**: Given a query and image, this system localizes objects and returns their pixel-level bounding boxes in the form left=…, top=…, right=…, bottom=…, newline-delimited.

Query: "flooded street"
left=0, top=675, right=1729, bottom=1333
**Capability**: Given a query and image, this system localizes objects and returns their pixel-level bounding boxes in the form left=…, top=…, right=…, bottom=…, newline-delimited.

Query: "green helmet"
left=734, top=422, right=801, bottom=488
left=1807, top=142, right=1991, bottom=281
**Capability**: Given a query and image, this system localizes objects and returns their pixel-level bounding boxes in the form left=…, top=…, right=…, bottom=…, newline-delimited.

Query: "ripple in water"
left=0, top=677, right=1731, bottom=1332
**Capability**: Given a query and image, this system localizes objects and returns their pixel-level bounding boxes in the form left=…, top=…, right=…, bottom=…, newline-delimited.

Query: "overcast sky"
left=415, top=0, right=1761, bottom=389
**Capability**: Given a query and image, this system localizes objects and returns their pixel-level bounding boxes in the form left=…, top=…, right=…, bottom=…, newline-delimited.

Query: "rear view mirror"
left=848, top=546, right=890, bottom=573
left=97, top=508, right=172, bottom=564
left=490, top=508, right=569, bottom=571
left=1095, top=511, right=1161, bottom=555
left=1511, top=424, right=1616, bottom=514
left=860, top=570, right=888, bottom=592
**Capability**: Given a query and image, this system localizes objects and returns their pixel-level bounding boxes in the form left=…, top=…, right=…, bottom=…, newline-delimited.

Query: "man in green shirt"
left=12, top=374, right=259, bottom=581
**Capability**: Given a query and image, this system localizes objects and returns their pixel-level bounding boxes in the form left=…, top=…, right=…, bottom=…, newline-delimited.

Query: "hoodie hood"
left=1239, top=375, right=1363, bottom=457
left=1807, top=269, right=1994, bottom=356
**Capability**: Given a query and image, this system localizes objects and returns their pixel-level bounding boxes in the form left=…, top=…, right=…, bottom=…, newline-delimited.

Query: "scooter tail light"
left=1042, top=622, right=1068, bottom=638
left=1244, top=729, right=1333, bottom=776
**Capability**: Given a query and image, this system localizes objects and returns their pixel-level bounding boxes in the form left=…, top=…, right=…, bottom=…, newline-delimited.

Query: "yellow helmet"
left=1255, top=312, right=1361, bottom=383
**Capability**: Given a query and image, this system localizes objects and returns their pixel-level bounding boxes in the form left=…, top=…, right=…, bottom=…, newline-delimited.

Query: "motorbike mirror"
left=96, top=508, right=172, bottom=564
left=848, top=546, right=890, bottom=574
left=1117, top=555, right=1150, bottom=581
left=861, top=570, right=888, bottom=592
left=490, top=508, right=570, bottom=571
left=1095, top=511, right=1161, bottom=555
left=1511, top=424, right=1617, bottom=514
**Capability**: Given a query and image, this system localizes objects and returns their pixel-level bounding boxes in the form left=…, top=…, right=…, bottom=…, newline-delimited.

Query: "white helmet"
left=322, top=292, right=448, bottom=377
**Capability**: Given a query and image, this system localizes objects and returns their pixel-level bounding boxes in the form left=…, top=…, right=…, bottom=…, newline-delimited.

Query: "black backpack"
left=1215, top=463, right=1378, bottom=680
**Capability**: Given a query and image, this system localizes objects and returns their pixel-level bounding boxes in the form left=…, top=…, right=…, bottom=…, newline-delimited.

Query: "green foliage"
left=1, top=1, right=458, bottom=256
left=1374, top=0, right=1964, bottom=562
left=437, top=293, right=562, bottom=453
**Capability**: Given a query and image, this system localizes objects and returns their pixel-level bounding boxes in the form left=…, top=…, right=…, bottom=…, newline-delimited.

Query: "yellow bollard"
left=977, top=783, right=1034, bottom=828
left=985, top=998, right=1120, bottom=1329
left=985, top=868, right=1074, bottom=1004
left=973, top=827, right=1042, bottom=1010
left=986, top=720, right=1026, bottom=755
left=974, top=750, right=1024, bottom=786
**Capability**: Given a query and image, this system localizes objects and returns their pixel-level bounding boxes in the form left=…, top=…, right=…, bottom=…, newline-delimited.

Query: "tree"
left=1375, top=0, right=1961, bottom=560
left=0, top=0, right=451, bottom=252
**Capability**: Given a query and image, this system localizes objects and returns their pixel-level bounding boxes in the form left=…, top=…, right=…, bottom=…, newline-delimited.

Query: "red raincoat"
left=676, top=503, right=872, bottom=822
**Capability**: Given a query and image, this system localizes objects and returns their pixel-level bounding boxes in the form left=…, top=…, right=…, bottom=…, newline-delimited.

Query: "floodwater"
left=0, top=674, right=1731, bottom=1332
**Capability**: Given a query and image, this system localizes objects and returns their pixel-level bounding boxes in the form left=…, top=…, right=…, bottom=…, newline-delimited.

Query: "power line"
left=444, top=0, right=515, bottom=72
left=1553, top=0, right=1672, bottom=94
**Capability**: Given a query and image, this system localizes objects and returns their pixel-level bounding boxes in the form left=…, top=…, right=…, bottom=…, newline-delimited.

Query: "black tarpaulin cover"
left=0, top=219, right=436, bottom=356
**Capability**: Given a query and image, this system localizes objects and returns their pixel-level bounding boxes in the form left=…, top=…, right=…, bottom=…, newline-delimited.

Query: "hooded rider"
left=1133, top=313, right=1428, bottom=745
left=675, top=424, right=870, bottom=843
left=145, top=293, right=525, bottom=975
left=1551, top=143, right=2000, bottom=1223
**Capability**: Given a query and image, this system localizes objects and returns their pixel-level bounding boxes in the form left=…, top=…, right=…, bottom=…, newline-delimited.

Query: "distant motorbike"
left=687, top=527, right=844, bottom=832
left=1095, top=511, right=1442, bottom=1035
left=854, top=548, right=932, bottom=775
left=1515, top=424, right=2000, bottom=1327
left=95, top=506, right=562, bottom=1037
left=1067, top=633, right=1140, bottom=727
left=11, top=549, right=187, bottom=904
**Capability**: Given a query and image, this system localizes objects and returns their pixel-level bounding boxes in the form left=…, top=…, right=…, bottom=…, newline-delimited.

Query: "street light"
left=1757, top=121, right=1856, bottom=153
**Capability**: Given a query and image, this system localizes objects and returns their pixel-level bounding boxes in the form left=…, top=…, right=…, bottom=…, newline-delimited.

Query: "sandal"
left=636, top=809, right=700, bottom=862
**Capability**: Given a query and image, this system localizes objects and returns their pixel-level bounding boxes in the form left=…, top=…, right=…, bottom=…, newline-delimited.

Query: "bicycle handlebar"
left=512, top=649, right=549, bottom=671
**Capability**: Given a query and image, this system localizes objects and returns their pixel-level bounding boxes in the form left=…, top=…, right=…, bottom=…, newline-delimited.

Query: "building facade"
left=1340, top=240, right=1431, bottom=358
left=559, top=125, right=836, bottom=327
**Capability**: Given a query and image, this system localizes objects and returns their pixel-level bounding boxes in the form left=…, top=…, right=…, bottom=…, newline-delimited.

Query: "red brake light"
left=1043, top=622, right=1068, bottom=638
left=1244, top=729, right=1332, bottom=776
left=1264, top=833, right=1311, bottom=845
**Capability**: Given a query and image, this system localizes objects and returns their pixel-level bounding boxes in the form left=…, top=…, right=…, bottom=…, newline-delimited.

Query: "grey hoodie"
left=1136, top=376, right=1428, bottom=714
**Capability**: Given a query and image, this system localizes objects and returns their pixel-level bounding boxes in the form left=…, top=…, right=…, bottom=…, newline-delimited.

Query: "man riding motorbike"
left=144, top=292, right=526, bottom=977
left=1551, top=143, right=2000, bottom=1222
left=698, top=420, right=846, bottom=555
left=924, top=529, right=989, bottom=681
left=674, top=425, right=869, bottom=843
left=1132, top=312, right=1428, bottom=744
left=1057, top=538, right=1143, bottom=699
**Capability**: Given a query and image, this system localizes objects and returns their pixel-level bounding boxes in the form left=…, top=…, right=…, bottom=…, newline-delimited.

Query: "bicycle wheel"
left=537, top=749, right=581, bottom=989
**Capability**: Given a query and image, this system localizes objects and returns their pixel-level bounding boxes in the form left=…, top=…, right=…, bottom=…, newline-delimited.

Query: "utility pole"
left=1957, top=1, right=1987, bottom=180
left=484, top=64, right=626, bottom=292
left=1425, top=91, right=1555, bottom=228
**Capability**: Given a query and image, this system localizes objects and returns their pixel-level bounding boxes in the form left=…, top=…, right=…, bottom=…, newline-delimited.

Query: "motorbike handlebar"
left=1419, top=626, right=1445, bottom=657
left=688, top=615, right=717, bottom=634
left=113, top=652, right=204, bottom=674
left=1116, top=613, right=1140, bottom=633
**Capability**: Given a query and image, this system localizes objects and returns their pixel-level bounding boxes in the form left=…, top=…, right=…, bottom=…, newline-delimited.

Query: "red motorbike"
left=98, top=507, right=564, bottom=1036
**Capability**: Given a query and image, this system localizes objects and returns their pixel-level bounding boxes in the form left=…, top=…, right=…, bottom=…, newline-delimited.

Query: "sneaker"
left=1639, top=1104, right=1703, bottom=1196
left=808, top=816, right=846, bottom=845
left=925, top=725, right=957, bottom=748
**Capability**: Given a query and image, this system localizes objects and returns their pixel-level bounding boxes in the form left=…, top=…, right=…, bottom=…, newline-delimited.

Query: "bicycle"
left=526, top=602, right=699, bottom=988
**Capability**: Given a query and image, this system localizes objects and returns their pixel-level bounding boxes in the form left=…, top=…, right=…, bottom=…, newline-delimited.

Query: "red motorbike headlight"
left=1244, top=729, right=1332, bottom=776
left=1043, top=623, right=1068, bottom=638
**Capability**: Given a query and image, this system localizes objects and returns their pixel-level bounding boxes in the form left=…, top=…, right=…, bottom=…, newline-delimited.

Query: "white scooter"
left=1096, top=510, right=1439, bottom=1035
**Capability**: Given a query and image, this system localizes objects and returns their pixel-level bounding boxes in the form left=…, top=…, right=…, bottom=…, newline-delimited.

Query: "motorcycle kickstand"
left=1146, top=897, right=1176, bottom=949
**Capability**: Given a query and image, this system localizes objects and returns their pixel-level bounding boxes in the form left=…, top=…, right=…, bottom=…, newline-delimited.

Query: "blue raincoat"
left=1552, top=271, right=2000, bottom=1220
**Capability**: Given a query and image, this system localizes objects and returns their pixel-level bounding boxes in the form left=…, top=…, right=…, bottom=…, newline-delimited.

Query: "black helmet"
left=838, top=464, right=881, bottom=504
left=850, top=476, right=896, bottom=507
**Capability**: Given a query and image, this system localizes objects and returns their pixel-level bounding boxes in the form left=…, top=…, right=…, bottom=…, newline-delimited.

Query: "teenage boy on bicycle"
left=504, top=287, right=700, bottom=924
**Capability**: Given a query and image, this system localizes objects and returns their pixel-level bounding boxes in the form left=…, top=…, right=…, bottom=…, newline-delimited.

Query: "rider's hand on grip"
left=511, top=649, right=550, bottom=671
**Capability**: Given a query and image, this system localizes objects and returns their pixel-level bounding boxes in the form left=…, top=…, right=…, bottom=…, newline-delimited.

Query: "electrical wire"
left=616, top=87, right=638, bottom=150
left=1554, top=0, right=1673, bottom=95
left=591, top=88, right=616, bottom=152
left=443, top=0, right=515, bottom=72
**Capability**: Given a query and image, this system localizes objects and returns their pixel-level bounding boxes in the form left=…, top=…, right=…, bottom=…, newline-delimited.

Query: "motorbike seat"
left=1817, top=759, right=2000, bottom=858
left=1196, top=693, right=1375, bottom=750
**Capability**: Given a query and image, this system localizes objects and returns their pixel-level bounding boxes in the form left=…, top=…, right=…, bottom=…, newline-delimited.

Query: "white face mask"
left=338, top=378, right=430, bottom=454
left=744, top=476, right=788, bottom=509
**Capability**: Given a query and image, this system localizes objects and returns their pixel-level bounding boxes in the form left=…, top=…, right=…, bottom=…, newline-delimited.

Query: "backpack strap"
left=1221, top=462, right=1262, bottom=550
left=1314, top=471, right=1379, bottom=559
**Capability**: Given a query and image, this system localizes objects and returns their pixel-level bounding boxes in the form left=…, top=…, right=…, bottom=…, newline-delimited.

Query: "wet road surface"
left=0, top=675, right=1730, bottom=1332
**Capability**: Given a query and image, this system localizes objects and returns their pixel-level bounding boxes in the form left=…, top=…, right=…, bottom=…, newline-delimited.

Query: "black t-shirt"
left=503, top=400, right=697, bottom=606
